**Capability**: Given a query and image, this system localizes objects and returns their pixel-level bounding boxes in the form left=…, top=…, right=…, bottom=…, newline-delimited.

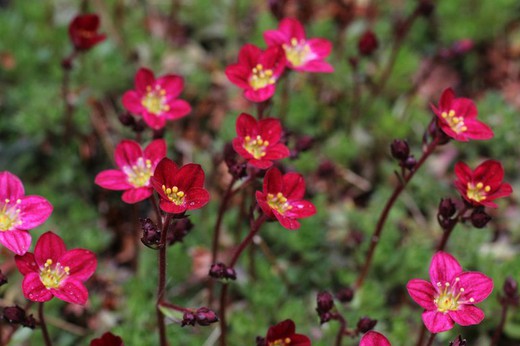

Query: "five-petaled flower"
left=264, top=18, right=333, bottom=73
left=406, top=251, right=493, bottom=333
left=122, top=68, right=191, bottom=130
left=431, top=88, right=493, bottom=141
left=265, top=319, right=311, bottom=346
left=454, top=159, right=512, bottom=208
left=225, top=44, right=286, bottom=102
left=256, top=167, right=316, bottom=230
left=359, top=331, right=391, bottom=346
left=151, top=158, right=210, bottom=214
left=15, top=231, right=97, bottom=305
left=68, top=14, right=106, bottom=51
left=90, top=332, right=124, bottom=346
left=0, top=172, right=53, bottom=255
left=95, top=139, right=166, bottom=204
left=232, top=113, right=290, bottom=169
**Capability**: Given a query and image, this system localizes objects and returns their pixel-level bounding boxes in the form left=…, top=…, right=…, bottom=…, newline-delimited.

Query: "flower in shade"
left=256, top=167, right=316, bottom=230
left=68, top=14, right=106, bottom=51
left=225, top=44, right=286, bottom=102
left=406, top=251, right=493, bottom=333
left=265, top=319, right=311, bottom=346
left=232, top=113, right=290, bottom=169
left=359, top=331, right=391, bottom=346
left=90, top=332, right=124, bottom=346
left=151, top=158, right=210, bottom=214
left=122, top=68, right=191, bottom=130
left=454, top=159, right=512, bottom=208
left=15, top=231, right=97, bottom=305
left=264, top=18, right=333, bottom=73
left=95, top=139, right=166, bottom=204
left=431, top=88, right=493, bottom=141
left=0, top=172, right=53, bottom=255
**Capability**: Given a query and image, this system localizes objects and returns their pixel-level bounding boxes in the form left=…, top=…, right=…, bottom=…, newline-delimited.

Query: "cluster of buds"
left=167, top=217, right=194, bottom=245
left=470, top=207, right=492, bottom=229
left=223, top=142, right=247, bottom=180
left=140, top=218, right=161, bottom=249
left=437, top=198, right=457, bottom=229
left=390, top=139, right=416, bottom=171
left=316, top=291, right=335, bottom=324
left=181, top=307, right=218, bottom=327
left=209, top=263, right=237, bottom=281
left=117, top=112, right=146, bottom=134
left=2, top=306, right=36, bottom=329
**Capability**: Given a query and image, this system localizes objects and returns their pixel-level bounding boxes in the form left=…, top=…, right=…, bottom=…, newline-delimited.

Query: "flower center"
left=249, top=64, right=275, bottom=91
left=466, top=182, right=490, bottom=202
left=441, top=110, right=467, bottom=134
left=267, top=192, right=292, bottom=214
left=162, top=185, right=185, bottom=205
left=283, top=38, right=311, bottom=67
left=40, top=259, right=70, bottom=289
left=141, top=85, right=170, bottom=115
left=0, top=199, right=22, bottom=231
left=77, top=29, right=96, bottom=39
left=434, top=279, right=474, bottom=313
left=243, top=135, right=269, bottom=159
left=269, top=338, right=292, bottom=346
left=123, top=158, right=153, bottom=188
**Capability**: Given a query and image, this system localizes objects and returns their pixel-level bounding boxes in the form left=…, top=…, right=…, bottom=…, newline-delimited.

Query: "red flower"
left=151, top=158, right=210, bottom=214
left=95, top=139, right=166, bottom=204
left=15, top=231, right=97, bottom=305
left=232, top=113, right=290, bottom=169
left=264, top=18, right=333, bottom=73
left=122, top=68, right=191, bottom=130
left=68, top=14, right=106, bottom=51
left=431, top=88, right=493, bottom=141
left=265, top=319, right=311, bottom=346
left=90, top=332, right=124, bottom=346
left=406, top=251, right=493, bottom=333
left=225, top=44, right=286, bottom=102
left=454, top=159, right=512, bottom=208
left=256, top=168, right=316, bottom=230
left=359, top=331, right=391, bottom=346
left=0, top=172, right=53, bottom=255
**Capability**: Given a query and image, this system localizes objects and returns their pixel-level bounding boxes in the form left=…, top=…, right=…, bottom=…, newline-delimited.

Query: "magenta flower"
left=15, top=231, right=97, bottom=305
left=264, top=18, right=333, bottom=73
left=90, top=332, right=124, bottom=346
left=256, top=167, right=316, bottom=230
left=406, top=251, right=493, bottom=333
left=431, top=88, right=493, bottom=141
left=151, top=158, right=210, bottom=214
left=95, top=139, right=166, bottom=204
left=122, top=68, right=191, bottom=130
left=265, top=319, right=311, bottom=346
left=454, top=159, right=512, bottom=208
left=225, top=44, right=286, bottom=102
left=0, top=172, right=53, bottom=255
left=68, top=14, right=106, bottom=51
left=359, top=331, right=391, bottom=346
left=232, top=113, right=290, bottom=169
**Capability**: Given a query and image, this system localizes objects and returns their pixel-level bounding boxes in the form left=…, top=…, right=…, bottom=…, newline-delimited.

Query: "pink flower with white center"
left=122, top=68, right=191, bottom=130
left=359, top=331, right=391, bottom=346
left=406, top=251, right=493, bottom=333
left=0, top=172, right=53, bottom=255
left=95, top=139, right=166, bottom=204
left=15, top=231, right=97, bottom=305
left=264, top=18, right=333, bottom=73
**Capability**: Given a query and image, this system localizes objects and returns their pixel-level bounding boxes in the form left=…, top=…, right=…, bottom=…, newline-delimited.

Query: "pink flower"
left=151, top=158, right=210, bottom=214
left=265, top=319, right=311, bottom=346
left=0, top=172, right=53, bottom=255
left=359, top=331, right=391, bottom=346
left=225, top=44, right=286, bottom=102
left=68, top=14, right=106, bottom=51
left=256, top=167, right=316, bottom=230
left=454, top=159, right=512, bottom=208
left=122, top=68, right=191, bottom=130
left=406, top=251, right=493, bottom=333
left=15, top=231, right=97, bottom=305
left=232, top=113, right=290, bottom=169
left=264, top=18, right=333, bottom=73
left=431, top=88, right=493, bottom=141
left=95, top=139, right=166, bottom=204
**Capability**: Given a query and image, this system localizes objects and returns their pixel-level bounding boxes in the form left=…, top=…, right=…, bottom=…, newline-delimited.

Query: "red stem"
left=157, top=213, right=172, bottom=346
left=334, top=313, right=347, bottom=346
left=436, top=206, right=468, bottom=251
left=491, top=302, right=509, bottom=346
left=38, top=303, right=52, bottom=346
left=425, top=333, right=436, bottom=346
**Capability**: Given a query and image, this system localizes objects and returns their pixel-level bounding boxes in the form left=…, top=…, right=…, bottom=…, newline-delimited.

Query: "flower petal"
left=165, top=99, right=191, bottom=119
left=185, top=187, right=210, bottom=210
left=52, top=279, right=89, bottom=305
left=266, top=319, right=296, bottom=342
left=121, top=90, right=144, bottom=114
left=34, top=231, right=67, bottom=267
left=0, top=171, right=24, bottom=200
left=22, top=272, right=53, bottom=302
left=285, top=200, right=316, bottom=219
left=151, top=158, right=179, bottom=195
left=238, top=44, right=262, bottom=68
left=0, top=229, right=31, bottom=255
left=15, top=252, right=38, bottom=275
left=158, top=75, right=183, bottom=100
left=135, top=68, right=156, bottom=93
left=114, top=140, right=143, bottom=169
left=448, top=305, right=485, bottom=326
left=422, top=310, right=454, bottom=333
left=236, top=113, right=258, bottom=138
left=406, top=279, right=437, bottom=310
left=457, top=271, right=493, bottom=303
left=95, top=170, right=132, bottom=190
left=278, top=18, right=306, bottom=41
left=429, top=251, right=462, bottom=285
left=274, top=212, right=301, bottom=230
left=282, top=172, right=305, bottom=199
left=174, top=164, right=205, bottom=191
left=144, top=139, right=167, bottom=164
left=19, top=196, right=53, bottom=230
left=359, top=331, right=392, bottom=346
left=60, top=249, right=97, bottom=281
left=259, top=118, right=282, bottom=143
left=263, top=167, right=283, bottom=195
left=122, top=187, right=152, bottom=204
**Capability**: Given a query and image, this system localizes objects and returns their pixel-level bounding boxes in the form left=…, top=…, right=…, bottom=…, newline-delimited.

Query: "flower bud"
left=356, top=316, right=377, bottom=333
left=181, top=311, right=196, bottom=327
left=140, top=218, right=161, bottom=249
left=319, top=311, right=333, bottom=324
left=256, top=336, right=267, bottom=346
left=195, top=307, right=219, bottom=326
left=390, top=139, right=410, bottom=161
left=504, top=276, right=518, bottom=298
left=209, top=262, right=236, bottom=281
left=316, top=291, right=334, bottom=314
left=358, top=30, right=379, bottom=56
left=470, top=209, right=491, bottom=228
left=402, top=155, right=417, bottom=171
left=2, top=306, right=36, bottom=328
left=295, top=135, right=314, bottom=153
left=118, top=112, right=135, bottom=127
left=449, top=335, right=467, bottom=346
left=335, top=287, right=354, bottom=303
left=438, top=198, right=457, bottom=218
left=167, top=217, right=193, bottom=245
left=223, top=142, right=247, bottom=179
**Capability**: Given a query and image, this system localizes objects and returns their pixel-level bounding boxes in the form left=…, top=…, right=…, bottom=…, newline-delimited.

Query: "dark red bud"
left=335, top=287, right=354, bottom=303
left=358, top=30, right=379, bottom=56
left=357, top=316, right=377, bottom=333
left=390, top=139, right=410, bottom=161
left=181, top=311, right=196, bottom=327
left=401, top=155, right=417, bottom=171
left=449, top=335, right=467, bottom=346
left=470, top=209, right=491, bottom=228
left=438, top=198, right=457, bottom=218
left=118, top=112, right=135, bottom=126
left=503, top=276, right=518, bottom=300
left=2, top=306, right=36, bottom=329
left=140, top=218, right=161, bottom=249
left=167, top=217, right=193, bottom=245
left=316, top=291, right=334, bottom=314
left=195, top=307, right=218, bottom=326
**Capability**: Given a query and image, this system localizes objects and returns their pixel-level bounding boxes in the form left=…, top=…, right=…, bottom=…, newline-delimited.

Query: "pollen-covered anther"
left=142, top=85, right=169, bottom=115
left=162, top=185, right=186, bottom=205
left=40, top=259, right=70, bottom=289
left=283, top=37, right=311, bottom=67
left=250, top=64, right=276, bottom=90
left=0, top=199, right=22, bottom=231
left=441, top=109, right=467, bottom=134
left=243, top=135, right=269, bottom=159
left=466, top=181, right=490, bottom=202
left=267, top=192, right=292, bottom=214
left=123, top=158, right=153, bottom=188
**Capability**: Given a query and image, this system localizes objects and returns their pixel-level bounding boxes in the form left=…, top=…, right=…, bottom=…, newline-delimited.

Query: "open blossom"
left=264, top=18, right=333, bottom=73
left=68, top=14, right=106, bottom=51
left=225, top=44, right=286, bottom=102
left=95, top=139, right=166, bottom=204
left=90, top=332, right=124, bottom=346
left=359, top=331, right=391, bottom=346
left=0, top=172, right=53, bottom=255
left=256, top=167, right=316, bottom=230
left=151, top=158, right=210, bottom=214
left=454, top=159, right=512, bottom=208
left=406, top=251, right=493, bottom=333
left=232, top=113, right=290, bottom=169
left=264, top=319, right=311, bottom=346
left=122, top=68, right=191, bottom=130
left=15, top=231, right=97, bottom=305
left=431, top=88, right=493, bottom=141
